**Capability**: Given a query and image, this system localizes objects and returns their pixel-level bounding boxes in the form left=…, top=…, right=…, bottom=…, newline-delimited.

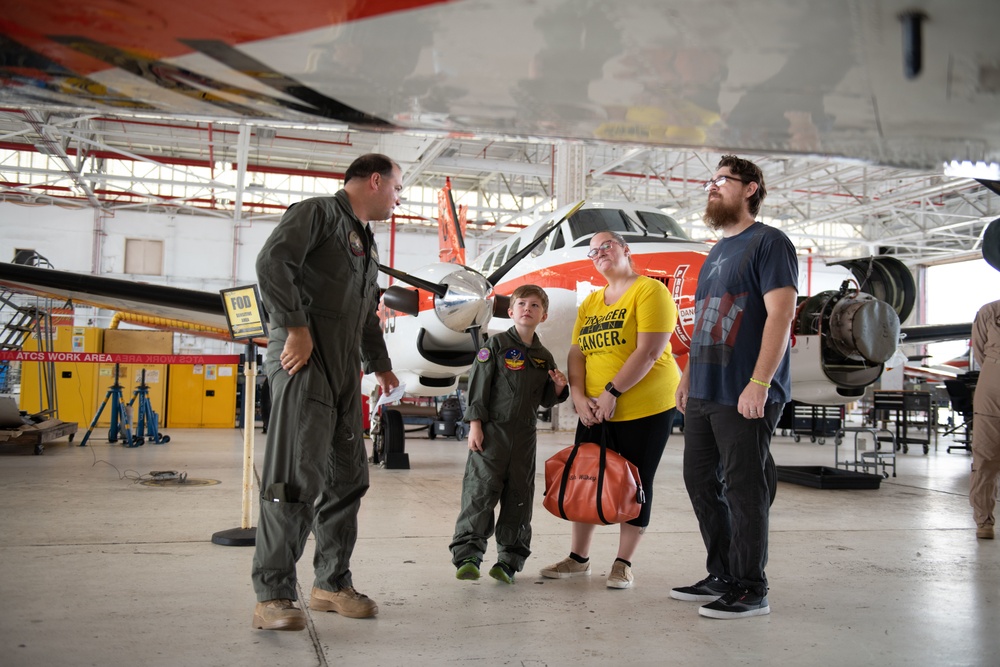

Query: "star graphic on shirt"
left=706, top=256, right=728, bottom=278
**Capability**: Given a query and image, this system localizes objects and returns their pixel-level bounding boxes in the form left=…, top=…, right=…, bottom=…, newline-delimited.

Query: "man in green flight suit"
left=251, top=153, right=401, bottom=631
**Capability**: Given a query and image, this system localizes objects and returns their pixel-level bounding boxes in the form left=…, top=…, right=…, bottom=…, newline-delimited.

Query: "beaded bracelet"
left=749, top=377, right=771, bottom=389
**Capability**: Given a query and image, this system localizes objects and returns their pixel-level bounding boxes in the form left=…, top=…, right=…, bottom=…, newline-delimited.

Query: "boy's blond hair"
left=510, top=284, right=549, bottom=313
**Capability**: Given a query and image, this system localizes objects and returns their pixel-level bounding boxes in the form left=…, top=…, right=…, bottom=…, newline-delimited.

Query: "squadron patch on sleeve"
left=476, top=348, right=491, bottom=362
left=348, top=230, right=365, bottom=256
left=503, top=348, right=525, bottom=371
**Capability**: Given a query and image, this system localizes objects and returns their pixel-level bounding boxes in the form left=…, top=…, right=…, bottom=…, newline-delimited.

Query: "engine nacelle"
left=792, top=286, right=901, bottom=403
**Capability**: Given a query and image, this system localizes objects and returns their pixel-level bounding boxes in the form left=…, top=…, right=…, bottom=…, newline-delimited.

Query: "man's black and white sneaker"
left=669, top=575, right=730, bottom=602
left=698, top=585, right=770, bottom=619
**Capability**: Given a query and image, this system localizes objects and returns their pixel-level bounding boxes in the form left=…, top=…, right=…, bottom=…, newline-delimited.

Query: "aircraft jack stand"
left=78, top=363, right=134, bottom=447
left=126, top=369, right=169, bottom=446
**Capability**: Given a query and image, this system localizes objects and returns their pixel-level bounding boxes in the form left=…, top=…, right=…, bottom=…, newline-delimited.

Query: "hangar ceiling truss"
left=0, top=108, right=995, bottom=267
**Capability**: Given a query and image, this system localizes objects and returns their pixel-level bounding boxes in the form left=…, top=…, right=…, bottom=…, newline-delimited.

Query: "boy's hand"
left=467, top=420, right=484, bottom=452
left=549, top=369, right=567, bottom=395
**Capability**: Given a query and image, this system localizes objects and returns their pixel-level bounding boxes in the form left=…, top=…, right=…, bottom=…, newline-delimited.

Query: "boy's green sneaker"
left=488, top=562, right=515, bottom=584
left=456, top=558, right=481, bottom=580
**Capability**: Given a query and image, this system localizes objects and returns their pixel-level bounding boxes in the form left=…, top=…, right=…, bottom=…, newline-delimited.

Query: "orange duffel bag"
left=542, top=440, right=644, bottom=525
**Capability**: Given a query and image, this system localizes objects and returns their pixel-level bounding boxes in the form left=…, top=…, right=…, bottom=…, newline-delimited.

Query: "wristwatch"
left=605, top=381, right=622, bottom=397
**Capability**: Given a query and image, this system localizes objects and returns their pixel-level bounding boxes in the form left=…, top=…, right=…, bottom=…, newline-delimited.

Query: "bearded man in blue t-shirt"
left=671, top=155, right=798, bottom=620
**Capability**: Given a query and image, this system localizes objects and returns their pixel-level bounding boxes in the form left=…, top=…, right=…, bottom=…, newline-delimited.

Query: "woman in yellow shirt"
left=540, top=230, right=680, bottom=589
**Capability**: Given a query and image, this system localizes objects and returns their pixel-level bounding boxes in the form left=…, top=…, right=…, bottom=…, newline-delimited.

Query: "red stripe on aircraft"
left=0, top=0, right=451, bottom=76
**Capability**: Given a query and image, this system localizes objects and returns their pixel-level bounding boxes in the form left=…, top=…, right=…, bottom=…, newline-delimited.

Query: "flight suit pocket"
left=298, top=368, right=335, bottom=442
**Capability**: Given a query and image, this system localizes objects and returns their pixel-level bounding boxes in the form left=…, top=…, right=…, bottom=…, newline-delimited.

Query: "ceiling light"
left=943, top=160, right=1000, bottom=180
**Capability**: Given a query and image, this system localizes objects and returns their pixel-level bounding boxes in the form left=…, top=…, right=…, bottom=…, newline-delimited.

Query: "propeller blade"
left=378, top=264, right=448, bottom=298
left=382, top=285, right=420, bottom=316
left=467, top=324, right=483, bottom=353
left=486, top=200, right=585, bottom=286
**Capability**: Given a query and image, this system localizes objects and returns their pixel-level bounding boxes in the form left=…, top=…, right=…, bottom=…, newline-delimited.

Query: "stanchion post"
left=213, top=284, right=267, bottom=547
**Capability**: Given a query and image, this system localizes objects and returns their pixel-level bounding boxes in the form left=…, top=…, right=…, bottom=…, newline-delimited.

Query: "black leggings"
left=574, top=409, right=676, bottom=527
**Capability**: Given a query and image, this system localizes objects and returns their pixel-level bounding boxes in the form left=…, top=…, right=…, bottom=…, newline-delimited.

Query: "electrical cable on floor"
left=85, top=436, right=150, bottom=484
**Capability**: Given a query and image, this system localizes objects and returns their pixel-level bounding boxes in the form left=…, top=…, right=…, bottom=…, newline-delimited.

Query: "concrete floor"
left=0, top=420, right=996, bottom=667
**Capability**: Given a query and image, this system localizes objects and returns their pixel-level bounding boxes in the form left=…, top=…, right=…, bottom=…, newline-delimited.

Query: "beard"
left=703, top=195, right=743, bottom=230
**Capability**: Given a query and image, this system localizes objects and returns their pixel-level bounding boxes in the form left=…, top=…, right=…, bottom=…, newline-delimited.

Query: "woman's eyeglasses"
left=587, top=241, right=621, bottom=259
left=703, top=175, right=749, bottom=191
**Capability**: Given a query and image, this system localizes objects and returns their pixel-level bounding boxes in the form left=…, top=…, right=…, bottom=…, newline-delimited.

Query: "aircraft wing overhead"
left=0, top=262, right=228, bottom=332
left=1, top=0, right=998, bottom=169
left=899, top=323, right=973, bottom=346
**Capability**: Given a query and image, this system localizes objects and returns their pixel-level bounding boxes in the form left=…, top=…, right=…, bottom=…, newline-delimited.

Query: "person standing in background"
left=971, top=299, right=1000, bottom=540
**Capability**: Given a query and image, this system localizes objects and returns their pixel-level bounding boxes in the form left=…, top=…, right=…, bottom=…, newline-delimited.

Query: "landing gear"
left=372, top=408, right=409, bottom=469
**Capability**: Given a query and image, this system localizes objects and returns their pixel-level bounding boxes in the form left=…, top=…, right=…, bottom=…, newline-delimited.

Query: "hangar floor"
left=0, top=422, right=996, bottom=667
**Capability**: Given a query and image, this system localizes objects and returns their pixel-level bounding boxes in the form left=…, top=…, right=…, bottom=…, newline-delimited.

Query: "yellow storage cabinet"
left=167, top=363, right=237, bottom=428
left=20, top=326, right=103, bottom=425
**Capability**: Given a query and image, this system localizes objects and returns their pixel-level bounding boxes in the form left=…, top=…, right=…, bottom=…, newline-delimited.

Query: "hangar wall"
left=0, top=202, right=464, bottom=293
left=0, top=200, right=854, bottom=310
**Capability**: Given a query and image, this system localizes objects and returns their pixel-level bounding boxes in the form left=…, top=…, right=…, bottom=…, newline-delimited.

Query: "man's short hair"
left=718, top=155, right=767, bottom=217
left=510, top=284, right=549, bottom=313
left=344, top=153, right=399, bottom=184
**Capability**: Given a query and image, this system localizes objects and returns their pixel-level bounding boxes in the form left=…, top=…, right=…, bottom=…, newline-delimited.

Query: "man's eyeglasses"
left=587, top=241, right=621, bottom=259
left=703, top=175, right=749, bottom=191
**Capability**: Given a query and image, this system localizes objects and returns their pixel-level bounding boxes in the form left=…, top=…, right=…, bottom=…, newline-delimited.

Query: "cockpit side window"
left=493, top=246, right=507, bottom=270
left=530, top=226, right=549, bottom=257
left=551, top=226, right=565, bottom=250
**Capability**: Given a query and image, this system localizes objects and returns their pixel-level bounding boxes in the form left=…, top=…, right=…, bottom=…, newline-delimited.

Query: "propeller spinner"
left=377, top=200, right=585, bottom=342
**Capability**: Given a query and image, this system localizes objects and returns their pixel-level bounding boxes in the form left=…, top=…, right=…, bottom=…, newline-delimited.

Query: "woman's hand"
left=594, top=391, right=617, bottom=422
left=574, top=395, right=600, bottom=427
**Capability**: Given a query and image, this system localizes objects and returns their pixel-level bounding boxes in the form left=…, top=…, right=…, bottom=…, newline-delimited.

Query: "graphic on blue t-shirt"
left=578, top=308, right=629, bottom=352
left=704, top=255, right=728, bottom=279
left=691, top=291, right=748, bottom=366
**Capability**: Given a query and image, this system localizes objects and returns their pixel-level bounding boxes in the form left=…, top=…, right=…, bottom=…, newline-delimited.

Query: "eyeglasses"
left=703, top=175, right=749, bottom=191
left=587, top=241, right=621, bottom=259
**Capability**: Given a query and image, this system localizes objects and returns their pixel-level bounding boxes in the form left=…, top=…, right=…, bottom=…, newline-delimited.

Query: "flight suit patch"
left=348, top=230, right=365, bottom=256
left=477, top=348, right=491, bottom=362
left=531, top=357, right=548, bottom=369
left=503, top=348, right=525, bottom=371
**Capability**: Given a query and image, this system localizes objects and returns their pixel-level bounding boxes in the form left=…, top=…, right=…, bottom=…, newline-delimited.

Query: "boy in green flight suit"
left=449, top=284, right=569, bottom=583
